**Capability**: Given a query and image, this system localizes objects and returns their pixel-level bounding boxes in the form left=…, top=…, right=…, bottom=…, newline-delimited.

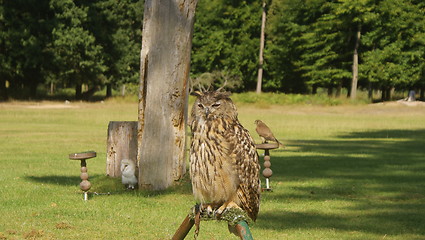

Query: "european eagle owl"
left=189, top=91, right=260, bottom=221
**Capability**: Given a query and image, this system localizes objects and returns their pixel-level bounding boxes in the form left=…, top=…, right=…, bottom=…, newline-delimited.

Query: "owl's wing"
left=231, top=123, right=261, bottom=221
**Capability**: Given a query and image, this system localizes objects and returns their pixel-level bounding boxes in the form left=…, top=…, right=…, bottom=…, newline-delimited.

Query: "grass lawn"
left=0, top=99, right=424, bottom=239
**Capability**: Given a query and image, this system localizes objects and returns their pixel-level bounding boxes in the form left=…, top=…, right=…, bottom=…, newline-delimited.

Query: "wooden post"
left=137, top=0, right=198, bottom=190
left=256, top=1, right=267, bottom=94
left=171, top=215, right=195, bottom=240
left=106, top=121, right=138, bottom=177
left=172, top=206, right=255, bottom=240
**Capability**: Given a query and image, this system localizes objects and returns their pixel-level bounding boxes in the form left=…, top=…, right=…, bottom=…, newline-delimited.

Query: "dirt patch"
left=25, top=103, right=77, bottom=109
left=372, top=100, right=425, bottom=107
left=0, top=101, right=79, bottom=109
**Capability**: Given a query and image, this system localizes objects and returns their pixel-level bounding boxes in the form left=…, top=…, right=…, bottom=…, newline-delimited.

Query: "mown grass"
left=0, top=99, right=424, bottom=239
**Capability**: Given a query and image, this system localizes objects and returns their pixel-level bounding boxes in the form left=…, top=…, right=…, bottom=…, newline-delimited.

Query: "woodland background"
left=1, top=0, right=424, bottom=101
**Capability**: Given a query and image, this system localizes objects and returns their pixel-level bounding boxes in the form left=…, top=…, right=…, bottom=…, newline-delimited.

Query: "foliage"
left=0, top=0, right=424, bottom=100
left=1, top=0, right=53, bottom=99
left=49, top=0, right=106, bottom=97
left=266, top=0, right=425, bottom=99
left=89, top=0, right=143, bottom=90
left=0, top=0, right=142, bottom=100
left=361, top=0, right=425, bottom=92
left=191, top=0, right=262, bottom=91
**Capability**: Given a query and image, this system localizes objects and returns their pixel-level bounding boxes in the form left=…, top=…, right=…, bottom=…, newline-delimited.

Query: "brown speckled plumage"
left=189, top=91, right=260, bottom=221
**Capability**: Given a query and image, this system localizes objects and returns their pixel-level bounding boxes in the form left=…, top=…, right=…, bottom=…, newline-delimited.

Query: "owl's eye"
left=198, top=103, right=204, bottom=109
left=212, top=102, right=221, bottom=108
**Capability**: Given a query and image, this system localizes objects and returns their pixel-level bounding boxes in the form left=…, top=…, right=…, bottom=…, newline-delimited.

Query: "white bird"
left=121, top=159, right=138, bottom=189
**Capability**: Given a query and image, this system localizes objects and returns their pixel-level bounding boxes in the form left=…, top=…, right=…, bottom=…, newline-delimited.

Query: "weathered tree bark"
left=138, top=0, right=198, bottom=190
left=106, top=121, right=138, bottom=177
left=350, top=24, right=361, bottom=100
left=256, top=1, right=267, bottom=94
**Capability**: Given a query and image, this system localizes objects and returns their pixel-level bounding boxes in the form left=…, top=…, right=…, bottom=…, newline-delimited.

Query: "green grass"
left=0, top=100, right=424, bottom=239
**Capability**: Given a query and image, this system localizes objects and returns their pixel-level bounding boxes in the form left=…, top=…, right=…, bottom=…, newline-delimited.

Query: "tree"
left=1, top=0, right=53, bottom=99
left=361, top=0, right=425, bottom=100
left=295, top=0, right=375, bottom=97
left=137, top=0, right=198, bottom=190
left=50, top=0, right=106, bottom=99
left=265, top=0, right=325, bottom=93
left=89, top=0, right=143, bottom=98
left=191, top=0, right=261, bottom=91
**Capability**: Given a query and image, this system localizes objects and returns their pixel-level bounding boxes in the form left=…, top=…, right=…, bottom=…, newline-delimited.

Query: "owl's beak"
left=204, top=107, right=210, bottom=117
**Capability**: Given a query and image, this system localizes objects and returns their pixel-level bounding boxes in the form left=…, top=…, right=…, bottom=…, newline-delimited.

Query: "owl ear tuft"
left=190, top=91, right=203, bottom=97
left=216, top=91, right=232, bottom=99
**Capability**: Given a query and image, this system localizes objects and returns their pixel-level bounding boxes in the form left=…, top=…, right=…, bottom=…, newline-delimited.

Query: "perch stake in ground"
left=69, top=151, right=96, bottom=201
left=255, top=143, right=278, bottom=191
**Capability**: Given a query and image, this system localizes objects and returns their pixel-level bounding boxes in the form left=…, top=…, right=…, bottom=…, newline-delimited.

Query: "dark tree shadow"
left=24, top=172, right=193, bottom=197
left=256, top=129, right=425, bottom=236
left=25, top=175, right=81, bottom=186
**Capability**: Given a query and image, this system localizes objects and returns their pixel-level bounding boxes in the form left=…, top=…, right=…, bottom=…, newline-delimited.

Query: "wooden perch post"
left=172, top=206, right=255, bottom=240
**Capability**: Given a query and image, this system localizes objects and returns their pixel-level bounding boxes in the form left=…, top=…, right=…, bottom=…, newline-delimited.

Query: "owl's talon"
left=216, top=201, right=240, bottom=216
left=206, top=205, right=213, bottom=216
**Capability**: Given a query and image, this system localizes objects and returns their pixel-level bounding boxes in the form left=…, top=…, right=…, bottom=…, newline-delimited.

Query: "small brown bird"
left=254, top=120, right=284, bottom=147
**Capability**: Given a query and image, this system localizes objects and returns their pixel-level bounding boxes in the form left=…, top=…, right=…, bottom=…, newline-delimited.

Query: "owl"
left=121, top=159, right=138, bottom=189
left=189, top=90, right=261, bottom=221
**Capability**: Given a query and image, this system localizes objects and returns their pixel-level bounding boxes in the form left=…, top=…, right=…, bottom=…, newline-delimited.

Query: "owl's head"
left=190, top=90, right=237, bottom=121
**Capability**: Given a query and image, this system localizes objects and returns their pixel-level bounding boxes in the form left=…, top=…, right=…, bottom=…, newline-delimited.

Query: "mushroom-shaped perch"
left=255, top=143, right=279, bottom=191
left=69, top=151, right=96, bottom=201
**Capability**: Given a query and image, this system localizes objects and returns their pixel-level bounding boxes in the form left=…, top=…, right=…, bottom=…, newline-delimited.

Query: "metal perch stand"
left=255, top=143, right=279, bottom=191
left=69, top=151, right=96, bottom=201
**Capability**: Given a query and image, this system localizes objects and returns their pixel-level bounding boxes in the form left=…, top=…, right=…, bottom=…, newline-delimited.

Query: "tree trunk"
left=75, top=84, right=82, bottom=100
left=106, top=83, right=112, bottom=98
left=121, top=84, right=126, bottom=96
left=106, top=121, right=138, bottom=177
left=0, top=79, right=8, bottom=101
left=312, top=84, right=318, bottom=94
left=350, top=24, right=361, bottom=100
left=327, top=86, right=333, bottom=97
left=381, top=87, right=392, bottom=101
left=381, top=87, right=386, bottom=101
left=368, top=81, right=373, bottom=100
left=256, top=1, right=266, bottom=94
left=137, top=0, right=198, bottom=190
left=336, top=81, right=342, bottom=97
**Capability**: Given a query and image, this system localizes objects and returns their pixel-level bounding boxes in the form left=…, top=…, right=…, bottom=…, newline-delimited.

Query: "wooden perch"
left=172, top=205, right=254, bottom=240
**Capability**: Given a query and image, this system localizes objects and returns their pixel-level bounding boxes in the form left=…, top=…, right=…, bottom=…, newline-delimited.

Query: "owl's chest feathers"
left=191, top=118, right=234, bottom=159
left=190, top=118, right=239, bottom=203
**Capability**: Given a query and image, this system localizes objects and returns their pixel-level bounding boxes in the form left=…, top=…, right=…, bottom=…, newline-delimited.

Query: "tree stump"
left=106, top=121, right=138, bottom=177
